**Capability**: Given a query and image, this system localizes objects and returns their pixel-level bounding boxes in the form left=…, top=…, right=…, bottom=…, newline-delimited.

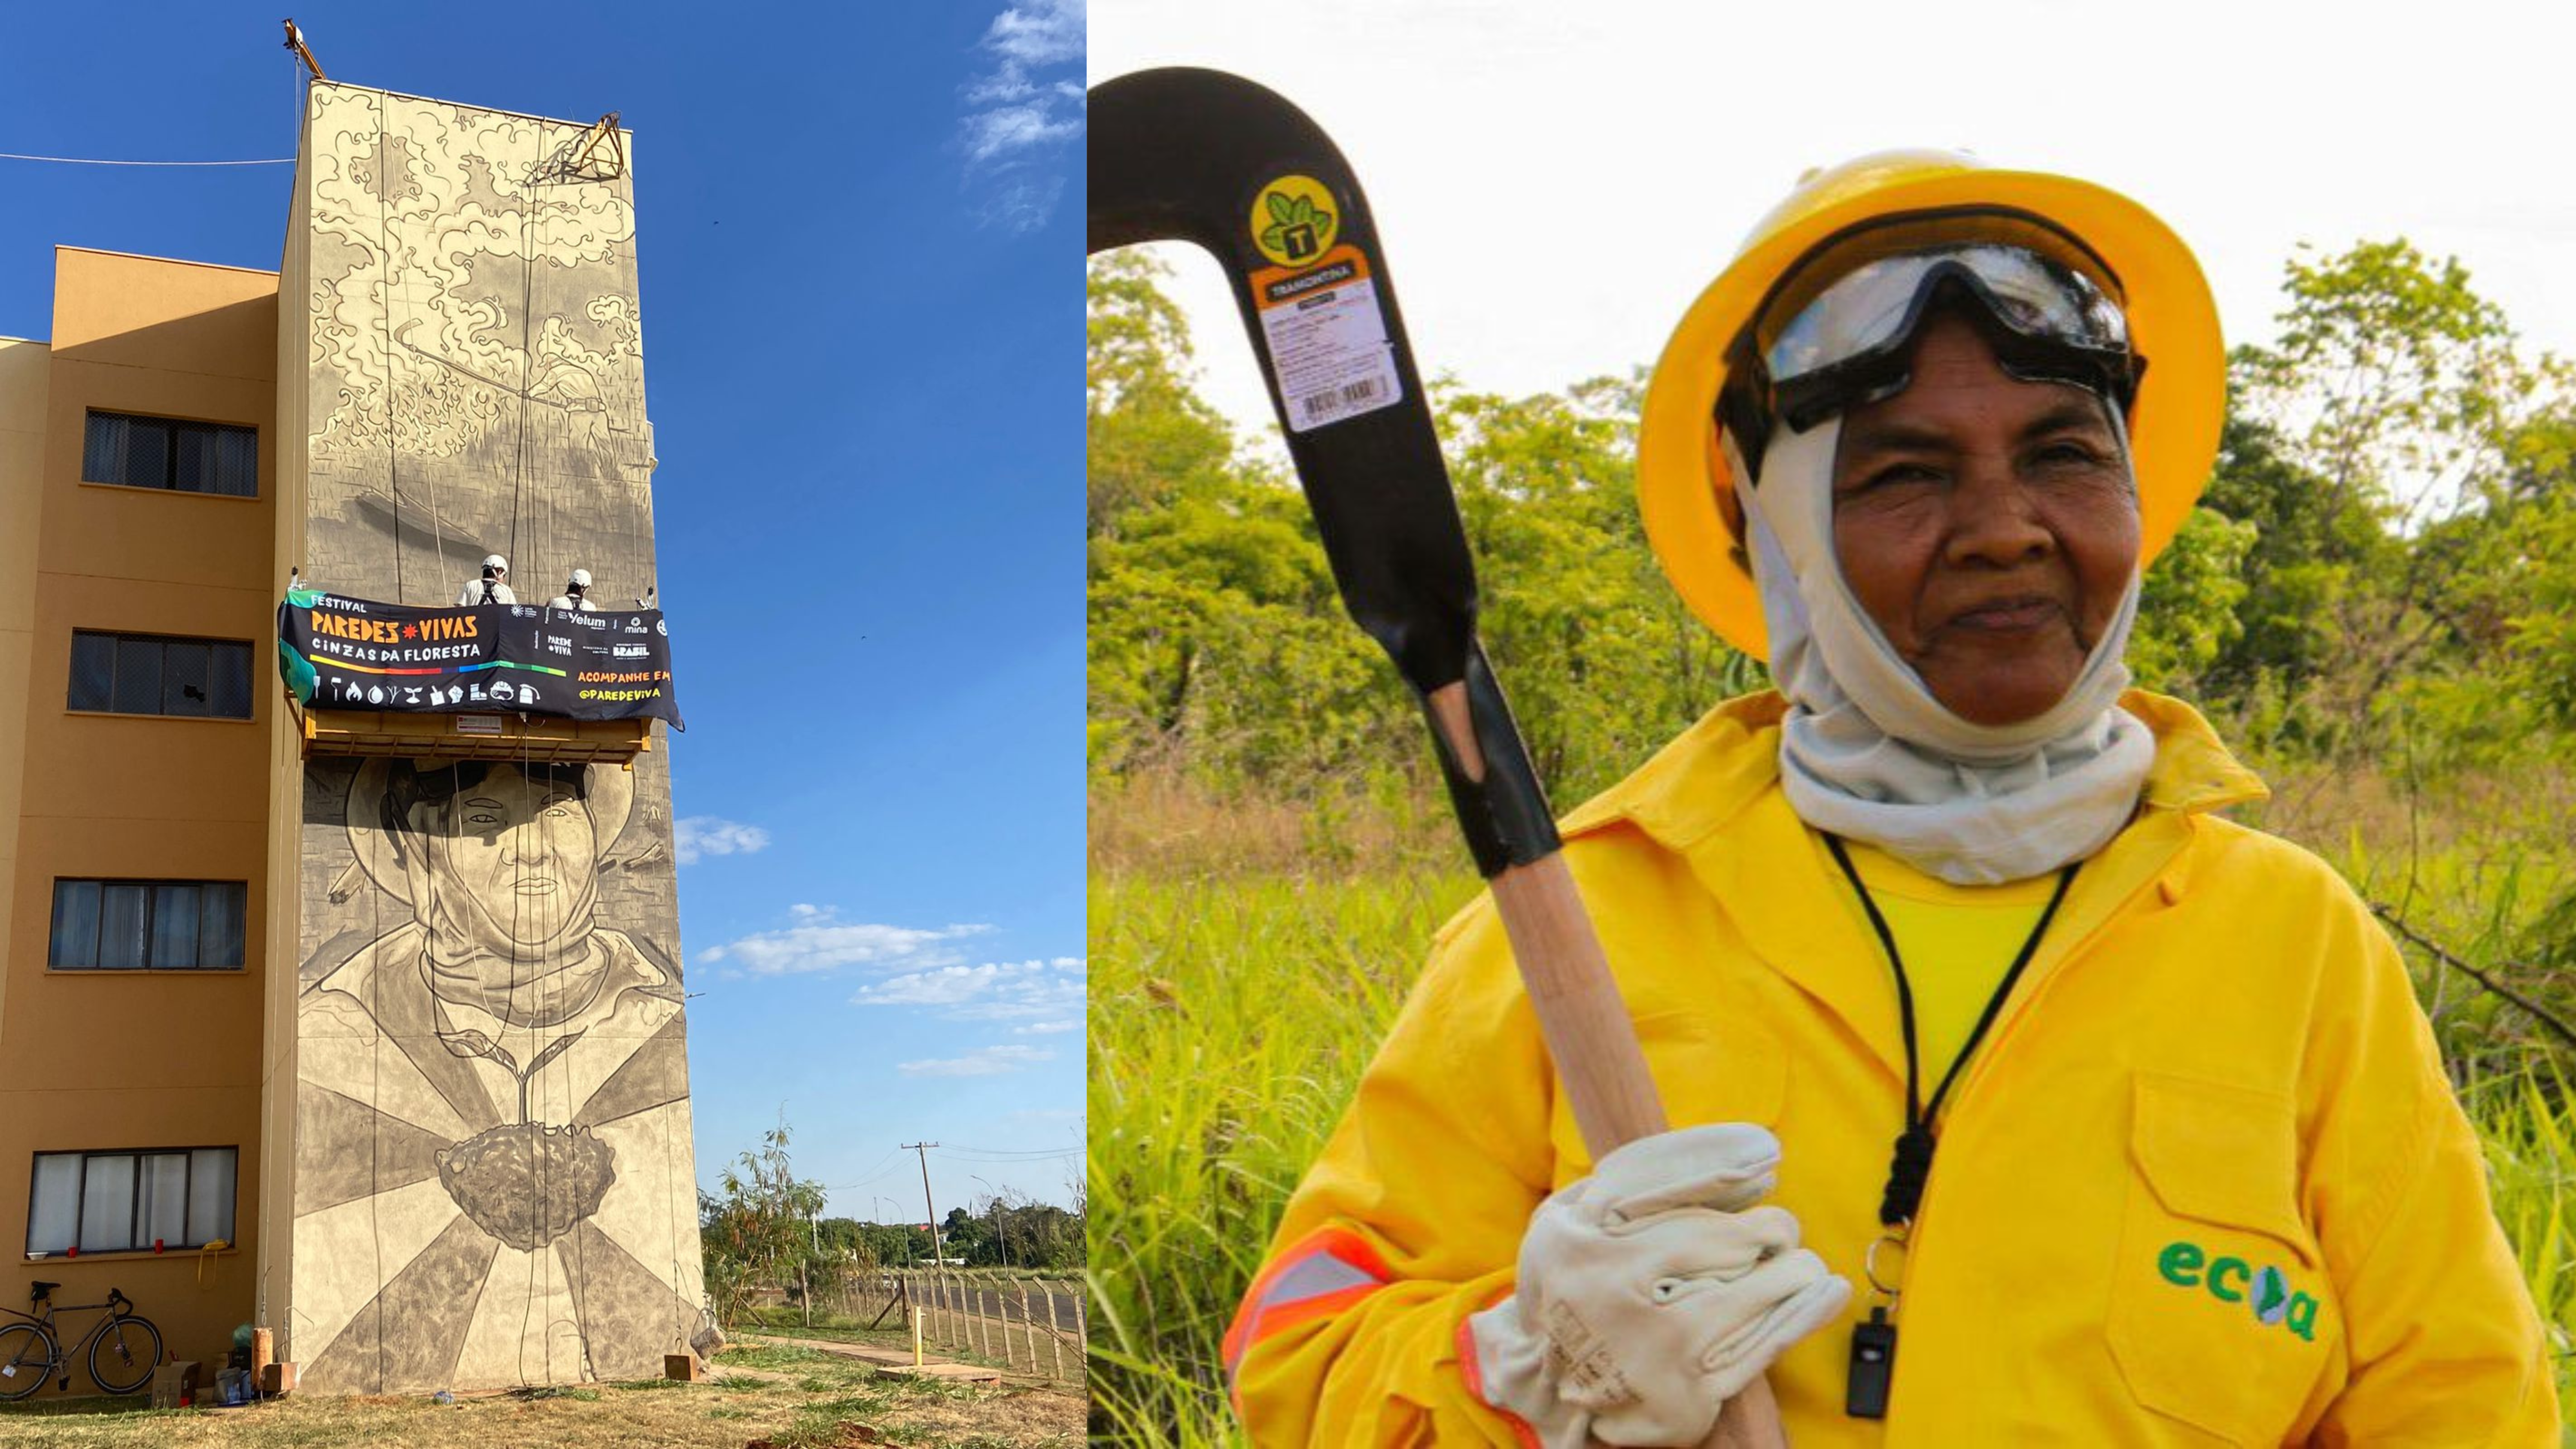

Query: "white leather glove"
left=1464, top=1123, right=1852, bottom=1448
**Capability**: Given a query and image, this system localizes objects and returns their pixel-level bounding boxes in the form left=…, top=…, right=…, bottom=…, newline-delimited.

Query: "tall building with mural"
left=0, top=76, right=701, bottom=1396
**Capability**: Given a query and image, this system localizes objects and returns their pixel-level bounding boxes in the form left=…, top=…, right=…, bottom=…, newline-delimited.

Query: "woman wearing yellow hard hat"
left=1225, top=152, right=2557, bottom=1445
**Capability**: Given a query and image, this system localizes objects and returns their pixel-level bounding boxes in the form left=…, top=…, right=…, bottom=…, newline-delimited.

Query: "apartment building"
left=0, top=78, right=700, bottom=1396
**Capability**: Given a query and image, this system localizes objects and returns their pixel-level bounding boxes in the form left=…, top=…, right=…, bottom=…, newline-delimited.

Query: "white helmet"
left=567, top=568, right=593, bottom=589
left=482, top=554, right=509, bottom=572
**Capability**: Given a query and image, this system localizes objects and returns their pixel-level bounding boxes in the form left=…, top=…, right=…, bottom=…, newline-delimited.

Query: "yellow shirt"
left=1836, top=841, right=2058, bottom=1107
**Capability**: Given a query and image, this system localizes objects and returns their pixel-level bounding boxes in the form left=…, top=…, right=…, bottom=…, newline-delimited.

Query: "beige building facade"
left=0, top=248, right=283, bottom=1387
left=0, top=77, right=700, bottom=1397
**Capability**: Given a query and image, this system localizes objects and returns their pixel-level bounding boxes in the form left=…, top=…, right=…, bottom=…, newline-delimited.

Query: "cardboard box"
left=258, top=1361, right=296, bottom=1395
left=664, top=1352, right=706, bottom=1382
left=151, top=1361, right=198, bottom=1409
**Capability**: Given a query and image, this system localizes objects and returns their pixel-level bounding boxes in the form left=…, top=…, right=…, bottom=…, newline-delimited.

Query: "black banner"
left=277, top=590, right=683, bottom=729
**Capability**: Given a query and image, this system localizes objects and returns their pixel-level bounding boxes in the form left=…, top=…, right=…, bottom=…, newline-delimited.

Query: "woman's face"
left=1829, top=313, right=2140, bottom=726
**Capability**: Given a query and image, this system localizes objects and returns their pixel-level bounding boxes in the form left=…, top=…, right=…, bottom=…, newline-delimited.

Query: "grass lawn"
left=0, top=1342, right=1081, bottom=1448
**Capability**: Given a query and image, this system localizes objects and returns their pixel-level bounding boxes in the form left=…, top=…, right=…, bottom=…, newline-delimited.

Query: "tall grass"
left=1090, top=770, right=2576, bottom=1440
left=1088, top=868, right=1475, bottom=1444
left=2464, top=1057, right=2576, bottom=1411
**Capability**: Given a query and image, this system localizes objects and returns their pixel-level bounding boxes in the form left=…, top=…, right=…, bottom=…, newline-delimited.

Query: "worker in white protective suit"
left=459, top=554, right=517, bottom=606
left=547, top=568, right=601, bottom=612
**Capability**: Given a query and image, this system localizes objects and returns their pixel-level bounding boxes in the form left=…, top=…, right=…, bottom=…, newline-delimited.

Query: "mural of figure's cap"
left=343, top=757, right=638, bottom=908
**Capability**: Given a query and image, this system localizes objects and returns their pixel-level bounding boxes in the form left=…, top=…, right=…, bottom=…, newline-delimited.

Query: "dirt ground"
left=0, top=1342, right=1084, bottom=1448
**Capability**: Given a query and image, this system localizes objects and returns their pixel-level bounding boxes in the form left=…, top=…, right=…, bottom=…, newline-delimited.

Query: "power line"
left=820, top=1148, right=905, bottom=1190
left=0, top=151, right=292, bottom=167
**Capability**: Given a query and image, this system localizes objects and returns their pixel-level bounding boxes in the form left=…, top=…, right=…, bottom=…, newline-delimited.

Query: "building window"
left=67, top=631, right=253, bottom=718
left=25, top=1148, right=237, bottom=1255
left=48, top=880, right=247, bottom=970
left=81, top=411, right=257, bottom=497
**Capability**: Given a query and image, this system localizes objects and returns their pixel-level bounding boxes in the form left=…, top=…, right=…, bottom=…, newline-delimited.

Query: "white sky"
left=1091, top=0, right=2576, bottom=452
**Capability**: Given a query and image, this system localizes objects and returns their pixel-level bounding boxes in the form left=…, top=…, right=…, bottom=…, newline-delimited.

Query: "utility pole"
left=903, top=1142, right=945, bottom=1265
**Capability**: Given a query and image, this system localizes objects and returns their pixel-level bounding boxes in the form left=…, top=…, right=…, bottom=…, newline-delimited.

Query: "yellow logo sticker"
left=1251, top=176, right=1338, bottom=268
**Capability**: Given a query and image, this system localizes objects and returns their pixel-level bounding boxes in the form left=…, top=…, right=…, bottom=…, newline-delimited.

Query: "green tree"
left=699, top=1116, right=831, bottom=1330
left=1437, top=376, right=1757, bottom=802
left=2228, top=240, right=2571, bottom=756
left=1088, top=251, right=1239, bottom=539
left=2130, top=504, right=2256, bottom=694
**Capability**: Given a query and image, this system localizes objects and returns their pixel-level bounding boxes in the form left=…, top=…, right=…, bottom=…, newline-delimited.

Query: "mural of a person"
left=293, top=757, right=703, bottom=1391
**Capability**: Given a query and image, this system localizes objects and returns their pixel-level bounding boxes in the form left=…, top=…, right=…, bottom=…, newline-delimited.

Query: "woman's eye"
left=1862, top=462, right=1940, bottom=490
left=543, top=806, right=572, bottom=820
left=468, top=813, right=502, bottom=826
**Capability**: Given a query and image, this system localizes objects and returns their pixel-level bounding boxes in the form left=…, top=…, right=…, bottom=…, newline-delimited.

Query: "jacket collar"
left=1561, top=690, right=2268, bottom=1094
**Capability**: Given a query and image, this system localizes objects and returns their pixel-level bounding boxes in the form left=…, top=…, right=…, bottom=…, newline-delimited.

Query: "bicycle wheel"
left=88, top=1314, right=160, bottom=1395
left=0, top=1322, right=55, bottom=1401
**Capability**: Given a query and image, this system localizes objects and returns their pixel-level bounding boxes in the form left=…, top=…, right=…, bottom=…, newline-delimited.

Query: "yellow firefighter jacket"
left=1226, top=690, right=2557, bottom=1446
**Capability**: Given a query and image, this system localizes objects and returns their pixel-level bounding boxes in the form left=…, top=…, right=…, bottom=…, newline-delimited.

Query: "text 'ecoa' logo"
left=2157, top=1240, right=2318, bottom=1341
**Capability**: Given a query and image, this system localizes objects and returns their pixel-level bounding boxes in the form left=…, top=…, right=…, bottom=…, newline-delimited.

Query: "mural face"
left=284, top=82, right=700, bottom=1394
left=296, top=759, right=702, bottom=1390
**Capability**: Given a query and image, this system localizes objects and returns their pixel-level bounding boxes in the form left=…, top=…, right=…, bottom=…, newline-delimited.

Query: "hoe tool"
left=1089, top=67, right=1789, bottom=1449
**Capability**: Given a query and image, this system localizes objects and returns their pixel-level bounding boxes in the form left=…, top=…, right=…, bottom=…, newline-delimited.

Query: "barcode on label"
left=1298, top=377, right=1385, bottom=424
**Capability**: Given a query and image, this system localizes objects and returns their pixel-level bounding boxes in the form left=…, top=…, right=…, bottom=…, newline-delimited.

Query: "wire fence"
left=802, top=1269, right=1087, bottom=1386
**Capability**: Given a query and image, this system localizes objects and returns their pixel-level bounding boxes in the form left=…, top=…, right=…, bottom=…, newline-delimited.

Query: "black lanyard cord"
left=1823, top=834, right=2078, bottom=1228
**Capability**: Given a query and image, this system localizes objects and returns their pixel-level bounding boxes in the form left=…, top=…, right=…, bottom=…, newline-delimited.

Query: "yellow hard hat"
left=1636, top=149, right=2224, bottom=660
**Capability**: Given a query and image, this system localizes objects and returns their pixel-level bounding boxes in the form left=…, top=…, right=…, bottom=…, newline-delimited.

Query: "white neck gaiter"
left=1740, top=417, right=2155, bottom=886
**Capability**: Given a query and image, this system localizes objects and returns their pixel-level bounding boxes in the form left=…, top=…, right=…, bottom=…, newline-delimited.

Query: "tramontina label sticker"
left=1251, top=243, right=1402, bottom=433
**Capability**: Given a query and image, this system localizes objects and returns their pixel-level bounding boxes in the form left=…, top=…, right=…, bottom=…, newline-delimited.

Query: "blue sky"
left=0, top=2, right=1085, bottom=1220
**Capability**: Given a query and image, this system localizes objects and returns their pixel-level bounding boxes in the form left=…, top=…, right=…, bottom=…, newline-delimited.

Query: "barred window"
left=26, top=1148, right=237, bottom=1255
left=82, top=411, right=257, bottom=497
left=67, top=631, right=253, bottom=718
left=49, top=880, right=247, bottom=970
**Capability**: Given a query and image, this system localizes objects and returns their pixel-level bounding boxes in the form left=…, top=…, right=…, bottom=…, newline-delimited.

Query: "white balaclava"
left=1738, top=414, right=2156, bottom=886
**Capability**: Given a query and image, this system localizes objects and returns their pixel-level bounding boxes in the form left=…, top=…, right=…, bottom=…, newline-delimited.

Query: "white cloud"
left=851, top=957, right=1085, bottom=1020
left=672, top=817, right=770, bottom=866
left=983, top=0, right=1083, bottom=68
left=977, top=174, right=1066, bottom=234
left=898, top=1044, right=1054, bottom=1078
left=963, top=103, right=1081, bottom=165
left=1012, top=1019, right=1078, bottom=1035
left=699, top=908, right=993, bottom=978
left=959, top=0, right=1084, bottom=231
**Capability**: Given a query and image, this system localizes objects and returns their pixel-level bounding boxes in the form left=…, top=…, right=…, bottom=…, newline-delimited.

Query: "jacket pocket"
left=2107, top=1072, right=2335, bottom=1445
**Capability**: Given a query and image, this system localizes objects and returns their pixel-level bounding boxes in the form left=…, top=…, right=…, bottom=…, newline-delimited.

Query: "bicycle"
left=0, top=1281, right=164, bottom=1400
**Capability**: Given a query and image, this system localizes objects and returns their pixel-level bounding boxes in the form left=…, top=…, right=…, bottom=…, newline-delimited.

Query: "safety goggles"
left=1719, top=210, right=2145, bottom=476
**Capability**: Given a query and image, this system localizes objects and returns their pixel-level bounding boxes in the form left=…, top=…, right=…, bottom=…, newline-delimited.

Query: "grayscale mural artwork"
left=279, top=81, right=703, bottom=1392
left=295, top=759, right=699, bottom=1389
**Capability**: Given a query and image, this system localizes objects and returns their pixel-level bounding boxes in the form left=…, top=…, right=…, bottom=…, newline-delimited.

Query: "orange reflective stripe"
left=1452, top=1288, right=1541, bottom=1448
left=1223, top=1225, right=1394, bottom=1391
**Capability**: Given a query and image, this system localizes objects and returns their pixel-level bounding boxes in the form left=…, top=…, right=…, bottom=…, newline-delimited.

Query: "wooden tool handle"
left=1489, top=857, right=1790, bottom=1449
left=1433, top=686, right=1790, bottom=1449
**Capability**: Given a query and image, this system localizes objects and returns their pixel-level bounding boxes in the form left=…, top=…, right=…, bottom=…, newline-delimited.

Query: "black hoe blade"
left=1088, top=67, right=1557, bottom=872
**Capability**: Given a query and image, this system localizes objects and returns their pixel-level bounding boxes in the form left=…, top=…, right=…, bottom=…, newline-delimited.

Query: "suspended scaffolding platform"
left=295, top=704, right=653, bottom=766
left=277, top=588, right=683, bottom=766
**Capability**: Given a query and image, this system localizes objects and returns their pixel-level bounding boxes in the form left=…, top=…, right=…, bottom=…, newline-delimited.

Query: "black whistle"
left=1846, top=1305, right=1896, bottom=1419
